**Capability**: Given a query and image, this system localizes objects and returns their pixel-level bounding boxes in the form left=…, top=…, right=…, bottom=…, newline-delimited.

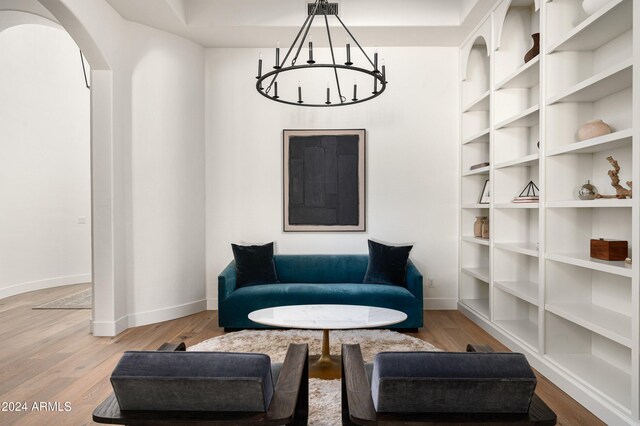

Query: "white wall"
left=205, top=47, right=460, bottom=309
left=0, top=24, right=91, bottom=298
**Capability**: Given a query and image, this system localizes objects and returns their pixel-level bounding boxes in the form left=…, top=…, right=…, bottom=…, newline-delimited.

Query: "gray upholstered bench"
left=341, top=343, right=557, bottom=425
left=93, top=342, right=308, bottom=425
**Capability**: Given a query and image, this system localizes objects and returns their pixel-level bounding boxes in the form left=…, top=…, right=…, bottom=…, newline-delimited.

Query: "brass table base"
left=309, top=354, right=342, bottom=379
left=309, top=329, right=342, bottom=379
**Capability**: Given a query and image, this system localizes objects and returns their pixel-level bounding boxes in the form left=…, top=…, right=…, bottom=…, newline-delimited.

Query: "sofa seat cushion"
left=111, top=351, right=274, bottom=412
left=371, top=352, right=536, bottom=414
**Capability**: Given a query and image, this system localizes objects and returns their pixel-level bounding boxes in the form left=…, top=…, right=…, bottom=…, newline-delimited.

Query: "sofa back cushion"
left=274, top=255, right=369, bottom=283
left=371, top=351, right=536, bottom=414
left=111, top=351, right=274, bottom=412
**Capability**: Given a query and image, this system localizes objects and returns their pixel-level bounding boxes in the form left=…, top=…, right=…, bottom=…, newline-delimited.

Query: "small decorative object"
left=524, top=33, right=540, bottom=63
left=513, top=181, right=539, bottom=203
left=581, top=0, right=609, bottom=15
left=595, top=156, right=632, bottom=199
left=481, top=218, right=490, bottom=239
left=577, top=119, right=612, bottom=141
left=590, top=238, right=628, bottom=261
left=625, top=258, right=632, bottom=264
left=578, top=180, right=598, bottom=200
left=470, top=162, right=490, bottom=171
left=479, top=180, right=490, bottom=204
left=474, top=216, right=487, bottom=238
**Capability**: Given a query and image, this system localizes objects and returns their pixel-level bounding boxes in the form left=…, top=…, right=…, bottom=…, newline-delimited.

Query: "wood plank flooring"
left=0, top=284, right=603, bottom=425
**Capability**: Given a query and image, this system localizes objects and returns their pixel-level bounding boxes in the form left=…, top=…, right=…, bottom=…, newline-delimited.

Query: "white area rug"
left=33, top=288, right=92, bottom=309
left=189, top=329, right=440, bottom=426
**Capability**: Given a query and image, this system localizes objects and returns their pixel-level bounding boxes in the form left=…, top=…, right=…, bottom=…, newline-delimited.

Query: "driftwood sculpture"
left=596, top=156, right=632, bottom=199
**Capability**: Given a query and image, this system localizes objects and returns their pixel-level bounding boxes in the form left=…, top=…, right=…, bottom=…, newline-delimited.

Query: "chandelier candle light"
left=255, top=0, right=387, bottom=107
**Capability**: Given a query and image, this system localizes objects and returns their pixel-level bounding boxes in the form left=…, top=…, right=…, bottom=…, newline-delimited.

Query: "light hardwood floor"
left=0, top=284, right=603, bottom=425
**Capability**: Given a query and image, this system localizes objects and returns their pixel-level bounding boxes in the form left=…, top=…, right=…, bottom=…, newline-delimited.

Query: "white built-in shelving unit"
left=458, top=0, right=638, bottom=424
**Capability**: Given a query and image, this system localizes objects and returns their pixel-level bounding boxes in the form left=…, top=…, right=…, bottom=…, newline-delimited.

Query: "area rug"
left=189, top=329, right=440, bottom=426
left=33, top=288, right=92, bottom=309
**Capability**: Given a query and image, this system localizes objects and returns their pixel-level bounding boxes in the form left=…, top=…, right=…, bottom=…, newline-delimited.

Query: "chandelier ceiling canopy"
left=255, top=0, right=387, bottom=107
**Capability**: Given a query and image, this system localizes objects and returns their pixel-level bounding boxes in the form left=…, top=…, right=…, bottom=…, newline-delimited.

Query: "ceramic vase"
left=577, top=119, right=612, bottom=141
left=481, top=218, right=490, bottom=239
left=582, top=0, right=609, bottom=15
left=524, top=33, right=540, bottom=63
left=578, top=180, right=598, bottom=200
left=474, top=217, right=486, bottom=238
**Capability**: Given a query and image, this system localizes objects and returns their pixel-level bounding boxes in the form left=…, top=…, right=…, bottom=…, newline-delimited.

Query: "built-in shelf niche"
left=494, top=249, right=539, bottom=297
left=462, top=142, right=490, bottom=173
left=462, top=174, right=491, bottom=205
left=493, top=163, right=540, bottom=204
left=460, top=273, right=490, bottom=319
left=461, top=209, right=490, bottom=242
left=545, top=143, right=632, bottom=202
left=461, top=240, right=490, bottom=272
left=546, top=88, right=632, bottom=154
left=493, top=208, right=539, bottom=249
left=545, top=260, right=631, bottom=348
left=546, top=207, right=632, bottom=267
left=494, top=288, right=539, bottom=350
left=494, top=0, right=540, bottom=84
left=494, top=128, right=539, bottom=165
left=546, top=0, right=632, bottom=54
left=545, top=312, right=631, bottom=411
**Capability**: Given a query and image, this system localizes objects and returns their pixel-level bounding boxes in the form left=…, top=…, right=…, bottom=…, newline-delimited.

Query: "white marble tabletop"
left=248, top=304, right=407, bottom=330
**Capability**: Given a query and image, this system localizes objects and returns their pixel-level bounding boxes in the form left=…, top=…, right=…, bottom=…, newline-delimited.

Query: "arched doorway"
left=0, top=1, right=118, bottom=335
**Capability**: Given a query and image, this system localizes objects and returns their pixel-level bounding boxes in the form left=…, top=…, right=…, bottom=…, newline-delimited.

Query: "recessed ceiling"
left=105, top=0, right=499, bottom=47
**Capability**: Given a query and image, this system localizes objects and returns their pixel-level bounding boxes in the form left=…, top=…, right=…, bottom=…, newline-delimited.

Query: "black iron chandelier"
left=255, top=0, right=387, bottom=107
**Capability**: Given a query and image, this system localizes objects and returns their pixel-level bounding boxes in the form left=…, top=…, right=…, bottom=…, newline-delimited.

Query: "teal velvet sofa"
left=218, top=255, right=423, bottom=330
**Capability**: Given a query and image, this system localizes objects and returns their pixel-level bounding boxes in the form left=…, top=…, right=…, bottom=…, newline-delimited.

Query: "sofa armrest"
left=218, top=261, right=237, bottom=302
left=405, top=261, right=423, bottom=301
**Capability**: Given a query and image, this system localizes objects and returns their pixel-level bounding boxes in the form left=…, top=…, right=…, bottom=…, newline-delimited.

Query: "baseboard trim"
left=458, top=302, right=636, bottom=426
left=206, top=297, right=218, bottom=310
left=127, top=299, right=207, bottom=328
left=424, top=297, right=457, bottom=310
left=91, top=314, right=128, bottom=337
left=0, top=274, right=92, bottom=300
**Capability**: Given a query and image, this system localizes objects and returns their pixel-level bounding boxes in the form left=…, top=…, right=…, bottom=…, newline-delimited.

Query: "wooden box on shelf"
left=590, top=238, right=628, bottom=261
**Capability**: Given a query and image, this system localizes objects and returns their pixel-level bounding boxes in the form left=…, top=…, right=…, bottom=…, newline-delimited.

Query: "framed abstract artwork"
left=283, top=129, right=366, bottom=232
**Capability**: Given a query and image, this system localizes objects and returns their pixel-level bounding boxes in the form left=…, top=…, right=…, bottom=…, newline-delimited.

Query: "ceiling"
left=105, top=0, right=499, bottom=47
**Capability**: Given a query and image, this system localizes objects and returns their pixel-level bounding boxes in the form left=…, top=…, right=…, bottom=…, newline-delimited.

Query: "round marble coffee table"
left=248, top=304, right=407, bottom=379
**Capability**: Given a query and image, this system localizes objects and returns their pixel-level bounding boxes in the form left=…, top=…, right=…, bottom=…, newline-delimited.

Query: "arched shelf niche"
left=493, top=0, right=540, bottom=83
left=461, top=35, right=490, bottom=109
left=461, top=33, right=490, bottom=143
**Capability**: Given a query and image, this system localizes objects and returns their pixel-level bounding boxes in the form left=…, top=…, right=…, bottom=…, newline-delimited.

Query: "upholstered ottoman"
left=110, top=351, right=275, bottom=412
left=371, top=351, right=537, bottom=414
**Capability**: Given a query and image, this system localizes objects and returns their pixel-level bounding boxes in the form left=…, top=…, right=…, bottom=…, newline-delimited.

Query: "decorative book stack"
left=512, top=196, right=539, bottom=203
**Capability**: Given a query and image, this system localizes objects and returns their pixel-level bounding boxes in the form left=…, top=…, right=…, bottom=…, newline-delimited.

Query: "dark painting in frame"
left=283, top=129, right=366, bottom=232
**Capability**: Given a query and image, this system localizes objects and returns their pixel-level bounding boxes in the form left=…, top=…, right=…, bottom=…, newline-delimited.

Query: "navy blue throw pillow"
left=363, top=240, right=413, bottom=286
left=231, top=242, right=279, bottom=288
